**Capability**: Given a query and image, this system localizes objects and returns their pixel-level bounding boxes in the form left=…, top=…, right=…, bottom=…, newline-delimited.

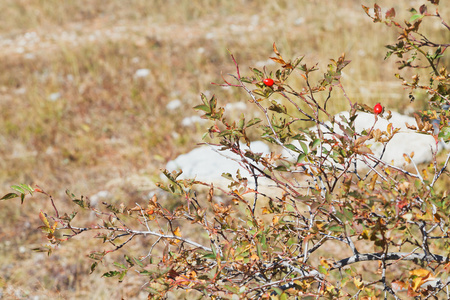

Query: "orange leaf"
left=173, top=227, right=182, bottom=237
left=410, top=268, right=431, bottom=277
left=403, top=153, right=411, bottom=164
left=273, top=42, right=281, bottom=57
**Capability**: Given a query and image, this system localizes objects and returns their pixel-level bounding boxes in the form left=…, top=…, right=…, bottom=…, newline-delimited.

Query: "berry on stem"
left=374, top=103, right=383, bottom=115
left=263, top=78, right=274, bottom=87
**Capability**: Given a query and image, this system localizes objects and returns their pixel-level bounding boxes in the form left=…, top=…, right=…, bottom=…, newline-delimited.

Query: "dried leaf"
left=385, top=7, right=396, bottom=19
left=207, top=183, right=214, bottom=202
left=374, top=4, right=382, bottom=21
left=414, top=113, right=424, bottom=130
left=273, top=42, right=281, bottom=57
left=419, top=4, right=427, bottom=14
left=270, top=57, right=286, bottom=65
left=387, top=123, right=393, bottom=136
left=369, top=174, right=378, bottom=191
left=406, top=122, right=417, bottom=130
left=355, top=135, right=370, bottom=146
left=362, top=5, right=370, bottom=17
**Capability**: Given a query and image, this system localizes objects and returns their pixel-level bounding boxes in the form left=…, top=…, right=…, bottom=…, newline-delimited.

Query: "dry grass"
left=0, top=0, right=448, bottom=298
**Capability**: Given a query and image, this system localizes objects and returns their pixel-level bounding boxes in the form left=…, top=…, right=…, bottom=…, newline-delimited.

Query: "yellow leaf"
left=411, top=277, right=423, bottom=291
left=173, top=227, right=182, bottom=237
left=361, top=230, right=370, bottom=240
left=315, top=221, right=325, bottom=230
left=353, top=277, right=364, bottom=290
left=272, top=215, right=279, bottom=225
left=39, top=211, right=50, bottom=228
left=403, top=153, right=411, bottom=164
left=320, top=258, right=330, bottom=269
left=262, top=207, right=271, bottom=214
left=410, top=268, right=431, bottom=278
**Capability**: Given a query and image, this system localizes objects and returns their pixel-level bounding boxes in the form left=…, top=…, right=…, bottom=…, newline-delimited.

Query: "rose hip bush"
left=2, top=2, right=450, bottom=299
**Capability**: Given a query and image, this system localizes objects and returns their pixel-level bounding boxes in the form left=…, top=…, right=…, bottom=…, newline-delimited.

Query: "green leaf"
left=224, top=285, right=239, bottom=294
left=438, top=126, right=450, bottom=142
left=260, top=233, right=267, bottom=250
left=114, top=262, right=127, bottom=270
left=271, top=287, right=283, bottom=295
left=193, top=104, right=210, bottom=113
left=221, top=173, right=233, bottom=180
left=73, top=199, right=87, bottom=208
left=297, top=153, right=307, bottom=163
left=318, top=265, right=328, bottom=274
left=102, top=271, right=121, bottom=278
left=0, top=193, right=19, bottom=201
left=328, top=225, right=344, bottom=232
left=409, top=14, right=423, bottom=22
left=133, top=257, right=144, bottom=268
left=238, top=115, right=245, bottom=130
left=285, top=144, right=300, bottom=153
left=310, top=138, right=321, bottom=150
left=268, top=101, right=287, bottom=114
left=118, top=270, right=127, bottom=282
left=275, top=165, right=288, bottom=171
left=11, top=184, right=33, bottom=194
left=251, top=68, right=264, bottom=80
left=299, top=141, right=309, bottom=154
left=125, top=255, right=135, bottom=267
left=90, top=262, right=98, bottom=274
left=240, top=77, right=253, bottom=83
left=343, top=208, right=354, bottom=220
left=246, top=117, right=262, bottom=127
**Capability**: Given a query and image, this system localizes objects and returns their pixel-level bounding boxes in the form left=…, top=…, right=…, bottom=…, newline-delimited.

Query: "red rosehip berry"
left=374, top=103, right=383, bottom=114
left=263, top=78, right=274, bottom=87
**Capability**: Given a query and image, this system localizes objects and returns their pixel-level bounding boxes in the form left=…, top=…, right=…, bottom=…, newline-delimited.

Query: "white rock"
left=134, top=68, right=150, bottom=78
left=284, top=111, right=446, bottom=169
left=225, top=102, right=247, bottom=111
left=48, top=92, right=61, bottom=102
left=89, top=190, right=111, bottom=206
left=166, top=99, right=182, bottom=111
left=181, top=115, right=207, bottom=126
left=165, top=141, right=271, bottom=184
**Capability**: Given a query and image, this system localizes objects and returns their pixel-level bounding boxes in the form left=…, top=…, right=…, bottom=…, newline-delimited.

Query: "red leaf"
left=419, top=4, right=427, bottom=14
left=374, top=4, right=382, bottom=21
left=385, top=7, right=396, bottom=19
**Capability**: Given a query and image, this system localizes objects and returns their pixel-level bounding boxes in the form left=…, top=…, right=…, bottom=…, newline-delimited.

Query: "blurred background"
left=0, top=0, right=448, bottom=298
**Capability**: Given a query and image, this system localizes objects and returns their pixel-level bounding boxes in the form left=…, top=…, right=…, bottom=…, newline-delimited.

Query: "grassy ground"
left=0, top=0, right=448, bottom=298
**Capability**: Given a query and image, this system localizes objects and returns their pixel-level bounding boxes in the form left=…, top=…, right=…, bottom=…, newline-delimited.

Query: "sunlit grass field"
left=0, top=0, right=448, bottom=298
